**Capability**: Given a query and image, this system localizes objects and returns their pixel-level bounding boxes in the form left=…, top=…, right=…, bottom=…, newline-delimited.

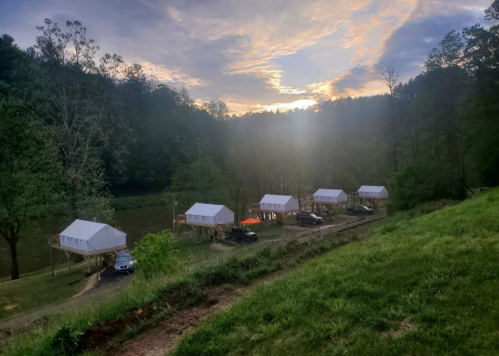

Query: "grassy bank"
left=0, top=199, right=451, bottom=355
left=1, top=218, right=380, bottom=355
left=174, top=188, right=499, bottom=355
left=0, top=263, right=101, bottom=320
left=110, top=193, right=169, bottom=210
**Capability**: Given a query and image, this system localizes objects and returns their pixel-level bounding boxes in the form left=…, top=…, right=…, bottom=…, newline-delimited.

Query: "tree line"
left=1, top=1, right=499, bottom=279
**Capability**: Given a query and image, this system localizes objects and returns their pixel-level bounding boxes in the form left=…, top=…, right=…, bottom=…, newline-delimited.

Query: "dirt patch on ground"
left=71, top=218, right=384, bottom=355
left=105, top=272, right=286, bottom=356
left=109, top=286, right=243, bottom=356
left=210, top=243, right=235, bottom=252
left=73, top=273, right=99, bottom=298
left=381, top=317, right=417, bottom=339
left=282, top=225, right=307, bottom=231
left=78, top=282, right=208, bottom=352
left=335, top=214, right=358, bottom=220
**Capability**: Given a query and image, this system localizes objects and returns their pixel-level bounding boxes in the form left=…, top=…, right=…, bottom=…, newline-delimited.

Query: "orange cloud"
left=138, top=61, right=205, bottom=88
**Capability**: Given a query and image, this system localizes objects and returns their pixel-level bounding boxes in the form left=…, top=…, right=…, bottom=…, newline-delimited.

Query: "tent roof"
left=314, top=189, right=345, bottom=197
left=358, top=185, right=386, bottom=193
left=185, top=203, right=226, bottom=217
left=59, top=219, right=124, bottom=241
left=240, top=218, right=262, bottom=225
left=260, top=194, right=294, bottom=204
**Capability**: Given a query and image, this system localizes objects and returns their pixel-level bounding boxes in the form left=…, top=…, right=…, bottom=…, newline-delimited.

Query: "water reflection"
left=0, top=205, right=172, bottom=279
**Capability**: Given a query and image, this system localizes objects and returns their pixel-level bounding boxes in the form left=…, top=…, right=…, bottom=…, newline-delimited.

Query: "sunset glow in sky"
left=0, top=0, right=491, bottom=113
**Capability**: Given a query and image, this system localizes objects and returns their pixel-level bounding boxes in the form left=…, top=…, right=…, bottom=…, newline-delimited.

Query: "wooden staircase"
left=215, top=226, right=224, bottom=239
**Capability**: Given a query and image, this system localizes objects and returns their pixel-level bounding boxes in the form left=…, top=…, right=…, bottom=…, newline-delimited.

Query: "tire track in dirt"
left=107, top=272, right=286, bottom=356
left=104, top=217, right=386, bottom=356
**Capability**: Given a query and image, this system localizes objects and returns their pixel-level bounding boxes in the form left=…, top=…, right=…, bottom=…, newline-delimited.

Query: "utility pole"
left=173, top=193, right=178, bottom=234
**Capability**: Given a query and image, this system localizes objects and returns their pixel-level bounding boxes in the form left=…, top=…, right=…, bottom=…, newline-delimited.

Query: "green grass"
left=1, top=224, right=361, bottom=355
left=174, top=189, right=499, bottom=356
left=110, top=193, right=169, bottom=210
left=0, top=196, right=464, bottom=355
left=0, top=263, right=99, bottom=320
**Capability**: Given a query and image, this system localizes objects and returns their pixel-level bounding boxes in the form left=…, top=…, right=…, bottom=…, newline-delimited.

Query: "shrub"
left=50, top=325, right=82, bottom=356
left=134, top=230, right=180, bottom=279
left=388, top=159, right=454, bottom=213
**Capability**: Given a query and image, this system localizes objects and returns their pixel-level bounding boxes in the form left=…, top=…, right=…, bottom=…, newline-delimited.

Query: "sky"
left=0, top=0, right=492, bottom=114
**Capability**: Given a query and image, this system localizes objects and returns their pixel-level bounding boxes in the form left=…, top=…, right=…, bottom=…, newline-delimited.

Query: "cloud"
left=0, top=0, right=491, bottom=113
left=138, top=61, right=205, bottom=88
left=317, top=1, right=491, bottom=99
left=331, top=65, right=379, bottom=96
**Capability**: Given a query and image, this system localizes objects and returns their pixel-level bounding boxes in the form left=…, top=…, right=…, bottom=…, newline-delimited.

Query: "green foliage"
left=49, top=326, right=82, bottom=356
left=174, top=188, right=499, bottom=356
left=170, top=157, right=223, bottom=206
left=110, top=193, right=169, bottom=210
left=388, top=159, right=453, bottom=213
left=0, top=97, right=62, bottom=279
left=1, top=205, right=416, bottom=356
left=194, top=245, right=287, bottom=287
left=134, top=230, right=180, bottom=279
left=0, top=97, right=61, bottom=223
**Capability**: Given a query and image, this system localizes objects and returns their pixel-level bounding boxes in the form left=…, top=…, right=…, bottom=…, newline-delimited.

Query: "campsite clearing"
left=174, top=189, right=499, bottom=355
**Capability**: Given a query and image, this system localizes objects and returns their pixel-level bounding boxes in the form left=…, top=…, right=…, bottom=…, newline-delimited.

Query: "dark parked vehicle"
left=226, top=227, right=258, bottom=243
left=347, top=206, right=374, bottom=215
left=296, top=211, right=323, bottom=225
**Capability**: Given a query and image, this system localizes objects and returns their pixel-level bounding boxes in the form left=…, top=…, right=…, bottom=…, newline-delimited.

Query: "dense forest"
left=1, top=1, right=499, bottom=279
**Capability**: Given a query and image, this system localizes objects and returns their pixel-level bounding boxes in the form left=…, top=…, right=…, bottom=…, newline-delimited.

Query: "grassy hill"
left=175, top=188, right=499, bottom=355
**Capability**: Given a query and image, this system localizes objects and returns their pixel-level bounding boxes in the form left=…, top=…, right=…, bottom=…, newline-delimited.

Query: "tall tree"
left=203, top=100, right=229, bottom=121
left=0, top=98, right=61, bottom=279
left=424, top=31, right=468, bottom=199
left=378, top=61, right=400, bottom=171
left=34, top=19, right=125, bottom=221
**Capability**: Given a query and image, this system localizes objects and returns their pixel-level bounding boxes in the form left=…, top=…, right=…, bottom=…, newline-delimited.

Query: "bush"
left=388, top=159, right=454, bottom=213
left=134, top=230, right=180, bottom=279
left=49, top=325, right=82, bottom=356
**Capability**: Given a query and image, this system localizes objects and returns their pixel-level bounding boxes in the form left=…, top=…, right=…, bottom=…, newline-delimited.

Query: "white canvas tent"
left=59, top=219, right=127, bottom=256
left=185, top=203, right=234, bottom=227
left=357, top=185, right=389, bottom=199
left=313, top=189, right=348, bottom=203
left=259, top=194, right=299, bottom=213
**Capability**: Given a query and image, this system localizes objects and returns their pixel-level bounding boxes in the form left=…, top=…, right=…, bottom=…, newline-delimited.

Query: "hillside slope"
left=175, top=189, right=499, bottom=355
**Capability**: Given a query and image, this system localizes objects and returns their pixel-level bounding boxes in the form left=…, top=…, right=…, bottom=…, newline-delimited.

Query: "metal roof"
left=314, top=189, right=345, bottom=197
left=185, top=203, right=226, bottom=217
left=260, top=194, right=294, bottom=204
left=358, top=185, right=386, bottom=193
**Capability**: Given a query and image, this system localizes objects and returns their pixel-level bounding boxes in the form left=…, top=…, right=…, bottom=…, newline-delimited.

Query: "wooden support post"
left=65, top=251, right=71, bottom=276
left=86, top=256, right=90, bottom=274
left=50, top=247, right=54, bottom=276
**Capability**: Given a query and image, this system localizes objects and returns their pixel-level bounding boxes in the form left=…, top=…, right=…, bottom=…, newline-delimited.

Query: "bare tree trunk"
left=8, top=235, right=19, bottom=280
left=241, top=197, right=247, bottom=222
left=234, top=198, right=239, bottom=224
left=70, top=181, right=78, bottom=220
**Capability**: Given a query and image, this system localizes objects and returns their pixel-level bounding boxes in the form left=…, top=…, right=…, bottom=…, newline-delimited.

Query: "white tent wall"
left=186, top=214, right=217, bottom=226
left=185, top=203, right=234, bottom=227
left=59, top=220, right=127, bottom=255
left=313, top=189, right=348, bottom=203
left=259, top=195, right=299, bottom=212
left=357, top=186, right=389, bottom=199
left=214, top=205, right=234, bottom=225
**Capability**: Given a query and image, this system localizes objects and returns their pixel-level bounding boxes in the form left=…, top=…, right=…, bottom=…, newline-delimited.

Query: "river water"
left=0, top=205, right=173, bottom=279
